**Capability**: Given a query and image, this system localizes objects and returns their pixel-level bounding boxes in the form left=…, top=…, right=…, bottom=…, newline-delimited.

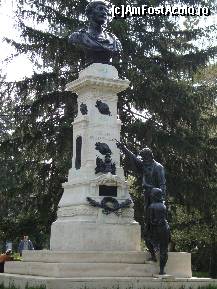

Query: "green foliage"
left=11, top=252, right=22, bottom=261
left=193, top=271, right=210, bottom=278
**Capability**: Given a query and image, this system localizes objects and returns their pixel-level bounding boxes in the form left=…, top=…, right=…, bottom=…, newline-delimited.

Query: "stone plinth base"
left=5, top=251, right=192, bottom=278
left=5, top=261, right=157, bottom=278
left=0, top=274, right=217, bottom=289
left=50, top=220, right=141, bottom=251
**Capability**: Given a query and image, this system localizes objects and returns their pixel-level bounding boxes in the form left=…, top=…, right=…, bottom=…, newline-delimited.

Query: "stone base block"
left=5, top=251, right=192, bottom=278
left=0, top=274, right=217, bottom=289
left=50, top=220, right=141, bottom=251
left=165, top=252, right=192, bottom=278
left=21, top=250, right=147, bottom=263
left=5, top=261, right=157, bottom=278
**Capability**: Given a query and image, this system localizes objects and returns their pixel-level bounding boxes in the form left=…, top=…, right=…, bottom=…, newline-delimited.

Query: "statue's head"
left=139, top=147, right=154, bottom=163
left=151, top=188, right=163, bottom=203
left=85, top=1, right=110, bottom=25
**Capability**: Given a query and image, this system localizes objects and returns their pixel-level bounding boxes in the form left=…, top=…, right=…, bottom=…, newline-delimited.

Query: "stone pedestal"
left=5, top=251, right=192, bottom=278
left=50, top=63, right=141, bottom=252
left=4, top=64, right=194, bottom=285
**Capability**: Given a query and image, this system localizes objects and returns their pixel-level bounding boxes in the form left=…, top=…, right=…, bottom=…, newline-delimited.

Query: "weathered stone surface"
left=5, top=252, right=192, bottom=278
left=21, top=250, right=149, bottom=263
left=50, top=221, right=141, bottom=251
left=79, top=63, right=119, bottom=79
left=5, top=262, right=157, bottom=278
left=0, top=274, right=217, bottom=289
left=164, top=252, right=192, bottom=278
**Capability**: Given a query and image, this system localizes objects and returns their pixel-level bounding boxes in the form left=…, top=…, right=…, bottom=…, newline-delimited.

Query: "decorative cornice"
left=57, top=205, right=97, bottom=217
left=62, top=172, right=127, bottom=188
left=90, top=172, right=126, bottom=186
left=57, top=204, right=134, bottom=219
left=66, top=76, right=130, bottom=94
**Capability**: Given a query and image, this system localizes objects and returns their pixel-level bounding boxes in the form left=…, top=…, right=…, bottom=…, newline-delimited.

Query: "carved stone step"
left=5, top=251, right=192, bottom=278
left=21, top=250, right=148, bottom=264
left=5, top=261, right=157, bottom=278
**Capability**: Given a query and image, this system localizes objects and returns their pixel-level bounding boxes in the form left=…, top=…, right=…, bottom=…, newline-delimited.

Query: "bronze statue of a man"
left=116, top=142, right=170, bottom=273
left=69, top=1, right=122, bottom=66
left=116, top=143, right=166, bottom=211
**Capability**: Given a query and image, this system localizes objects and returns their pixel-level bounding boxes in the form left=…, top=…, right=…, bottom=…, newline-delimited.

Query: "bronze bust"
left=69, top=1, right=122, bottom=66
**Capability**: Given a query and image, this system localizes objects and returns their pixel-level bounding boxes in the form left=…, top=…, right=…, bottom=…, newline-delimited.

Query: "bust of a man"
left=68, top=1, right=122, bottom=66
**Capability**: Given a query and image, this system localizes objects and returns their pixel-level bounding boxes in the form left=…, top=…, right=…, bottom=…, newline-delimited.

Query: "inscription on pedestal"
left=99, top=185, right=117, bottom=197
left=89, top=132, right=111, bottom=142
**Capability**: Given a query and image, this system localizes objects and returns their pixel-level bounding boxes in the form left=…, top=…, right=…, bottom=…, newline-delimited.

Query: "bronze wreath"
left=101, top=197, right=119, bottom=214
left=86, top=196, right=132, bottom=215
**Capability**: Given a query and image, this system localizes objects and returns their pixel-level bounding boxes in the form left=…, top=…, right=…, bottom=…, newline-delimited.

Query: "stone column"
left=50, top=63, right=141, bottom=251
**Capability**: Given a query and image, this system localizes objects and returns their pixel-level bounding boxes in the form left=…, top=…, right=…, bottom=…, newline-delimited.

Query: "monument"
left=2, top=2, right=198, bottom=288
left=48, top=0, right=140, bottom=254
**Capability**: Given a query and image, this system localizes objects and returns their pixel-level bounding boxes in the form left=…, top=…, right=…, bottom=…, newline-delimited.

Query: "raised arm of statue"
left=116, top=141, right=143, bottom=174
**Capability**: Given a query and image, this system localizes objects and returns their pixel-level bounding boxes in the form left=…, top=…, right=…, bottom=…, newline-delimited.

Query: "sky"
left=0, top=0, right=33, bottom=81
left=0, top=0, right=217, bottom=82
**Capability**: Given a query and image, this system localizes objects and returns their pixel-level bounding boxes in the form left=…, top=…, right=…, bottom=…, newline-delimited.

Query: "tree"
left=1, top=0, right=217, bottom=275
